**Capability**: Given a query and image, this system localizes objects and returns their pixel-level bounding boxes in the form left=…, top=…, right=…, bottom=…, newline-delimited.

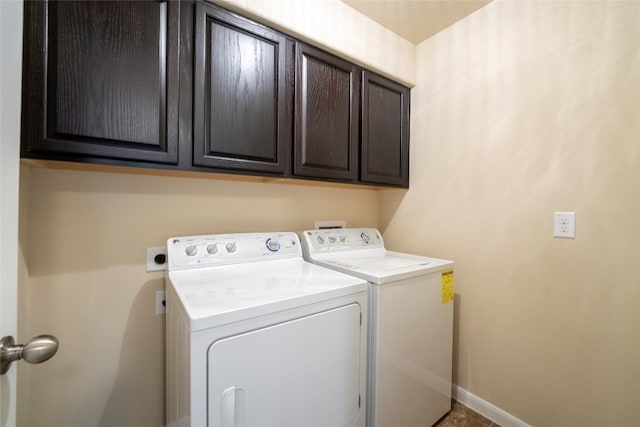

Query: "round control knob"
left=361, top=232, right=371, bottom=244
left=339, top=235, right=347, bottom=243
left=316, top=236, right=325, bottom=245
left=206, top=244, right=218, bottom=255
left=328, top=235, right=337, bottom=244
left=185, top=244, right=198, bottom=256
left=225, top=242, right=237, bottom=253
left=266, top=238, right=281, bottom=252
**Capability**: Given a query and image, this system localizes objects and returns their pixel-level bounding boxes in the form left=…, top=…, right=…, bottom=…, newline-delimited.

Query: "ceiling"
left=341, top=0, right=492, bottom=44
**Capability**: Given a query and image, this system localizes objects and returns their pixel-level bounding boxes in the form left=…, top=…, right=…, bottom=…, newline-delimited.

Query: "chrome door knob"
left=0, top=335, right=59, bottom=375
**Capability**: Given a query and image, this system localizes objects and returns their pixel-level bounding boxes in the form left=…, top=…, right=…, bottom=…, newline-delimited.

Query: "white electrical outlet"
left=146, top=247, right=167, bottom=272
left=155, top=290, right=166, bottom=315
left=554, top=212, right=576, bottom=238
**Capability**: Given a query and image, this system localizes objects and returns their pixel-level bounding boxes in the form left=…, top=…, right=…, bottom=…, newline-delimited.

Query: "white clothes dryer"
left=165, top=232, right=369, bottom=427
left=300, top=228, right=455, bottom=427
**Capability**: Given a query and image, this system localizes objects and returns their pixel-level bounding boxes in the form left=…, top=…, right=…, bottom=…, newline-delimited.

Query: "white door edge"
left=0, top=1, right=24, bottom=426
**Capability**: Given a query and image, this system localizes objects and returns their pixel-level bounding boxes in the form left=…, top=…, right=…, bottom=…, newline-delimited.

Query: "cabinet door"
left=361, top=71, right=410, bottom=188
left=21, top=0, right=179, bottom=164
left=193, top=2, right=290, bottom=174
left=294, top=44, right=359, bottom=182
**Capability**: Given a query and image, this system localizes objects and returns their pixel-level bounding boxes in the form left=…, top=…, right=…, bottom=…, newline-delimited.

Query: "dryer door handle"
left=221, top=386, right=244, bottom=427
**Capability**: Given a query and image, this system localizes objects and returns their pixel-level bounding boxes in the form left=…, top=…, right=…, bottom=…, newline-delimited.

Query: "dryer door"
left=208, top=303, right=363, bottom=427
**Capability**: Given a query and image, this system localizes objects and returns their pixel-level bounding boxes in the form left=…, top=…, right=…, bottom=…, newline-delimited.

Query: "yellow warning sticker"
left=441, top=270, right=454, bottom=304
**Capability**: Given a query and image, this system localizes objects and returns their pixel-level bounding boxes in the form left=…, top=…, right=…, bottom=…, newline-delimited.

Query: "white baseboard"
left=452, top=385, right=530, bottom=427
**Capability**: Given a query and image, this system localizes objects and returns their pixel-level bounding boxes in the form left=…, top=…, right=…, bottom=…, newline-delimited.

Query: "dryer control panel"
left=301, top=228, right=384, bottom=254
left=167, top=232, right=302, bottom=270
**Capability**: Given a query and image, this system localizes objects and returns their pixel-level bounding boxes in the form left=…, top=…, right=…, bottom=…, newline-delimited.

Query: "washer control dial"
left=206, top=244, right=218, bottom=255
left=225, top=242, right=237, bottom=253
left=361, top=232, right=371, bottom=244
left=328, top=235, right=337, bottom=244
left=316, top=236, right=325, bottom=245
left=266, top=238, right=281, bottom=252
left=185, top=244, right=198, bottom=256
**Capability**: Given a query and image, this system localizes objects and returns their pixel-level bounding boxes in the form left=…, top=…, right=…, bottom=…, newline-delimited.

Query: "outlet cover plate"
left=554, top=212, right=576, bottom=238
left=155, top=290, right=166, bottom=315
left=147, top=247, right=167, bottom=272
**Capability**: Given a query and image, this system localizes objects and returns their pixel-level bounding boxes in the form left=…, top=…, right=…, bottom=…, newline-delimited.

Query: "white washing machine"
left=300, top=228, right=455, bottom=427
left=165, top=232, right=369, bottom=427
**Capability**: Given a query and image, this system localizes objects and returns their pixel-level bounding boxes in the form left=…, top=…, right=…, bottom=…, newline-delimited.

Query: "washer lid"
left=310, top=251, right=454, bottom=285
left=300, top=228, right=453, bottom=284
left=167, top=257, right=367, bottom=331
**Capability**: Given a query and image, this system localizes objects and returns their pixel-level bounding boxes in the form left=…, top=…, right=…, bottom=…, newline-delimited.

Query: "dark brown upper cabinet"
left=21, top=0, right=180, bottom=164
left=294, top=43, right=360, bottom=182
left=192, top=2, right=291, bottom=174
left=21, top=1, right=410, bottom=187
left=360, top=71, right=410, bottom=188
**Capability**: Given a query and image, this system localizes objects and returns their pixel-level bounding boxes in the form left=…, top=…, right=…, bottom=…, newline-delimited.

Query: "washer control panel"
left=301, top=228, right=384, bottom=254
left=168, top=232, right=301, bottom=270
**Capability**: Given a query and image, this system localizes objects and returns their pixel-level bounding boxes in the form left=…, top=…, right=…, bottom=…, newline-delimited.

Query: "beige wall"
left=380, top=1, right=640, bottom=426
left=18, top=168, right=379, bottom=427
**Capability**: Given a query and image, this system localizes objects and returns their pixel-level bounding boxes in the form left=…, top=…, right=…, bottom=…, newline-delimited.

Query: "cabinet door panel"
left=193, top=3, right=289, bottom=174
left=294, top=44, right=359, bottom=181
left=22, top=0, right=179, bottom=164
left=361, top=71, right=410, bottom=187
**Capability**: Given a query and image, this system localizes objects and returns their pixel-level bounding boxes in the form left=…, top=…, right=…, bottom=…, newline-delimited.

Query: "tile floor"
left=434, top=400, right=500, bottom=427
